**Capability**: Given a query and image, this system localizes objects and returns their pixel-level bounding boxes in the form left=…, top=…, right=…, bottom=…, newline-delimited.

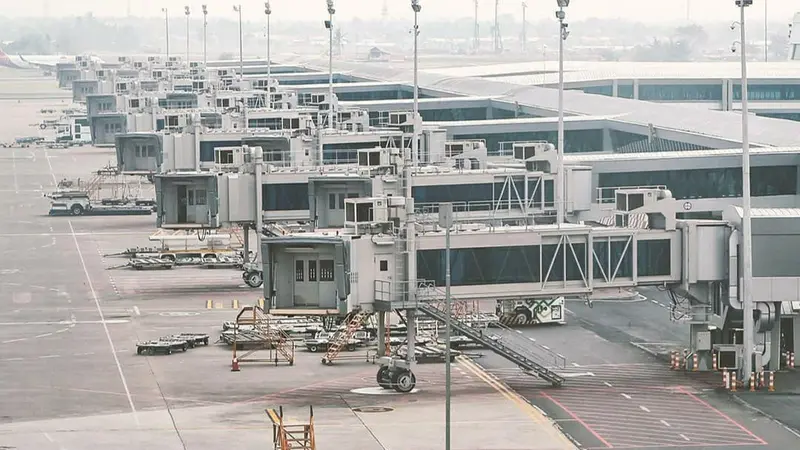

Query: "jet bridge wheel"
left=376, top=366, right=392, bottom=389
left=391, top=369, right=416, bottom=393
left=245, top=271, right=263, bottom=288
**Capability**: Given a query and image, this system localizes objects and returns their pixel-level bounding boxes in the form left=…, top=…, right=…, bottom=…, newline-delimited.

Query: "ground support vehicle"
left=161, top=333, right=210, bottom=348
left=136, top=339, right=189, bottom=355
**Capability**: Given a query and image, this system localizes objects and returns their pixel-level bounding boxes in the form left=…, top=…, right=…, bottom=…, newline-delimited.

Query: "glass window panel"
left=320, top=260, right=334, bottom=281
left=295, top=260, right=304, bottom=282
left=637, top=239, right=671, bottom=276
left=308, top=260, right=317, bottom=281
left=263, top=183, right=310, bottom=211
left=417, top=245, right=542, bottom=286
left=598, top=166, right=797, bottom=200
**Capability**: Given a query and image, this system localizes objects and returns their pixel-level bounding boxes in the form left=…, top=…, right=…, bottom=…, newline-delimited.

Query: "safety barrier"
left=722, top=370, right=775, bottom=392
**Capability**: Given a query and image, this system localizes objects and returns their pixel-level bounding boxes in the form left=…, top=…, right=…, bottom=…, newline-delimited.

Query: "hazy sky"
left=0, top=0, right=796, bottom=24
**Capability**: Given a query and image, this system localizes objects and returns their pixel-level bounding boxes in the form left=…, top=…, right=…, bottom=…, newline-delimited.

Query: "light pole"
left=412, top=0, right=420, bottom=169
left=265, top=1, right=272, bottom=109
left=555, top=0, right=570, bottom=227
left=733, top=0, right=755, bottom=386
left=438, top=202, right=453, bottom=450
left=202, top=5, right=208, bottom=68
left=161, top=8, right=170, bottom=62
left=764, top=0, right=768, bottom=62
left=184, top=6, right=191, bottom=65
left=325, top=0, right=335, bottom=129
left=233, top=4, right=244, bottom=79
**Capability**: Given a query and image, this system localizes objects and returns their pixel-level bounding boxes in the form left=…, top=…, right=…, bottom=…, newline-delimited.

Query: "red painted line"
left=540, top=391, right=614, bottom=448
left=587, top=442, right=765, bottom=450
left=677, top=387, right=768, bottom=445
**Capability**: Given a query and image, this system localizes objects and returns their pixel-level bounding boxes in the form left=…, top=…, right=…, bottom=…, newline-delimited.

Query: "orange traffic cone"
left=231, top=358, right=240, bottom=372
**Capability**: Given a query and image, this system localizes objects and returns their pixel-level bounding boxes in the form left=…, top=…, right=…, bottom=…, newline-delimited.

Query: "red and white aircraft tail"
left=0, top=48, right=101, bottom=70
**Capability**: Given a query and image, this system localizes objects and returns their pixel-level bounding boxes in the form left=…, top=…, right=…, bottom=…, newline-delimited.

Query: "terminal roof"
left=296, top=58, right=800, bottom=148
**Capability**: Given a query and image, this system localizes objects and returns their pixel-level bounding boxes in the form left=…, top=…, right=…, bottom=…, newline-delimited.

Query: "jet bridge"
left=260, top=186, right=800, bottom=391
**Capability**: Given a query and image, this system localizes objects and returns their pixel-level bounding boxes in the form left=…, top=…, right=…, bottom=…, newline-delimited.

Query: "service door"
left=293, top=256, right=320, bottom=307
left=177, top=185, right=188, bottom=223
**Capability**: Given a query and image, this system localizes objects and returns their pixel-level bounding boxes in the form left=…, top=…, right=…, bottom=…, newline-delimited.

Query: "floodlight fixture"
left=265, top=1, right=271, bottom=15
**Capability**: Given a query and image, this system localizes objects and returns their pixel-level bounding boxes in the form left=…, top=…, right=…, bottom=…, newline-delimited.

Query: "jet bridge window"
left=282, top=118, right=301, bottom=129
left=134, top=144, right=155, bottom=158
left=166, top=116, right=179, bottom=128
left=129, top=99, right=140, bottom=108
left=417, top=245, right=546, bottom=286
left=295, top=260, right=305, bottom=282
left=637, top=240, right=671, bottom=277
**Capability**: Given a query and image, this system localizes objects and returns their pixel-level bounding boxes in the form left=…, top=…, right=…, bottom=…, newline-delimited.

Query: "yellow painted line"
left=457, top=356, right=576, bottom=449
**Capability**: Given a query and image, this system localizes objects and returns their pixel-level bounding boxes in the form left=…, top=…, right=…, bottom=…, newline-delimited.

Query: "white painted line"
left=68, top=220, right=138, bottom=425
left=43, top=432, right=54, bottom=442
left=571, top=362, right=581, bottom=367
left=541, top=345, right=550, bottom=350
left=680, top=434, right=691, bottom=441
left=55, top=328, right=69, bottom=333
left=660, top=419, right=671, bottom=427
left=11, top=148, right=18, bottom=194
left=2, top=338, right=27, bottom=344
left=0, top=320, right=129, bottom=326
left=1, top=357, right=24, bottom=362
left=133, top=306, right=141, bottom=316
left=621, top=393, right=632, bottom=399
left=639, top=405, right=651, bottom=413
left=73, top=352, right=95, bottom=356
left=39, top=354, right=60, bottom=359
left=35, top=333, right=53, bottom=338
left=603, top=381, right=613, bottom=388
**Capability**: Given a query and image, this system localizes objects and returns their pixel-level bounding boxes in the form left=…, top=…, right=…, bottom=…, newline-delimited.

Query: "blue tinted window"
left=263, top=183, right=309, bottom=211
left=639, top=84, right=722, bottom=101
left=583, top=85, right=613, bottom=96
left=618, top=84, right=634, bottom=99
left=598, top=166, right=797, bottom=199
left=733, top=84, right=800, bottom=101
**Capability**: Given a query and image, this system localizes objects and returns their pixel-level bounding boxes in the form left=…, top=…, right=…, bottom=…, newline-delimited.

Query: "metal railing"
left=596, top=185, right=668, bottom=204
left=495, top=140, right=553, bottom=157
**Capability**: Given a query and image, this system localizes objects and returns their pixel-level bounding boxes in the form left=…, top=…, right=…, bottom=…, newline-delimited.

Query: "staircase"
left=321, top=310, right=371, bottom=365
left=417, top=302, right=566, bottom=387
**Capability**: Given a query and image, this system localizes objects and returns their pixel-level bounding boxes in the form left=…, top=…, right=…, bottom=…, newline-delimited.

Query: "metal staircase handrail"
left=418, top=304, right=565, bottom=386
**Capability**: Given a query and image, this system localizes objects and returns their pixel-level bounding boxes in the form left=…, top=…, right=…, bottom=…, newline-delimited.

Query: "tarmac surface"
left=469, top=291, right=800, bottom=450
left=2, top=69, right=800, bottom=450
left=0, top=78, right=577, bottom=449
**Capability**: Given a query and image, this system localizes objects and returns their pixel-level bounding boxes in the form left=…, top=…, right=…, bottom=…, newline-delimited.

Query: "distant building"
left=367, top=47, right=391, bottom=62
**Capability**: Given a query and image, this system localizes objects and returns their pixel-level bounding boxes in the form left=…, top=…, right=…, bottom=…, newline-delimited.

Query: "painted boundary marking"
left=68, top=220, right=138, bottom=425
left=457, top=356, right=577, bottom=449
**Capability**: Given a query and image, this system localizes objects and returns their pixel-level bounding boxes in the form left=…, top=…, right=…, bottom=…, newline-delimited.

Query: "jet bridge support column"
left=377, top=311, right=386, bottom=356
left=242, top=224, right=250, bottom=266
